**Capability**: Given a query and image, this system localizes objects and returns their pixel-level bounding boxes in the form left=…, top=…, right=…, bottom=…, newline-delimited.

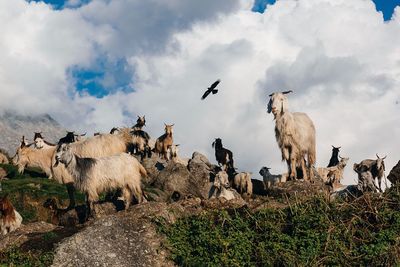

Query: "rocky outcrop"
left=388, top=160, right=400, bottom=185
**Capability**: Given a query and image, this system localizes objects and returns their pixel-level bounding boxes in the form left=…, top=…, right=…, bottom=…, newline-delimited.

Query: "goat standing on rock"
left=154, top=124, right=174, bottom=160
left=267, top=90, right=316, bottom=181
left=212, top=138, right=234, bottom=171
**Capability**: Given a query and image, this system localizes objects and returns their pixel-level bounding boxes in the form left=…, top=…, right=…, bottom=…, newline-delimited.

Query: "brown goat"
left=0, top=195, right=22, bottom=235
left=154, top=124, right=174, bottom=160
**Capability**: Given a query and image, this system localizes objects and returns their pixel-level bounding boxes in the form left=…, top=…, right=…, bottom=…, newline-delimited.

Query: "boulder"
left=388, top=160, right=400, bottom=185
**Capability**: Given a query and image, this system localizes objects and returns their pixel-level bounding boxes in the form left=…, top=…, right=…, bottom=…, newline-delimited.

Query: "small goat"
left=55, top=143, right=146, bottom=217
left=131, top=129, right=152, bottom=160
left=232, top=171, right=253, bottom=197
left=317, top=156, right=349, bottom=185
left=259, top=167, right=288, bottom=190
left=154, top=124, right=174, bottom=160
left=211, top=171, right=239, bottom=201
left=354, top=154, right=386, bottom=192
left=34, top=132, right=56, bottom=149
left=167, top=144, right=189, bottom=166
left=0, top=195, right=22, bottom=235
left=267, top=90, right=316, bottom=181
left=43, top=198, right=86, bottom=227
left=327, top=145, right=341, bottom=167
left=132, top=116, right=146, bottom=131
left=212, top=138, right=234, bottom=171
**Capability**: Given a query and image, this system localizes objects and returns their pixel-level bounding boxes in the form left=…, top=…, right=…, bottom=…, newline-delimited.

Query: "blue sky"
left=29, top=0, right=400, bottom=99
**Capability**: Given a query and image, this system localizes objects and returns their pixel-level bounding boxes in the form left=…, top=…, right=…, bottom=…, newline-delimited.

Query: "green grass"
left=0, top=247, right=53, bottom=267
left=156, top=186, right=400, bottom=266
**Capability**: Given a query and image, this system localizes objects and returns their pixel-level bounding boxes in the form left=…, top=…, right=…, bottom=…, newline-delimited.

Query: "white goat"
left=267, top=91, right=316, bottom=181
left=211, top=171, right=239, bottom=201
left=317, top=157, right=349, bottom=185
left=55, top=143, right=146, bottom=217
left=232, top=171, right=253, bottom=197
left=259, top=167, right=288, bottom=190
left=33, top=132, right=56, bottom=149
left=167, top=144, right=189, bottom=166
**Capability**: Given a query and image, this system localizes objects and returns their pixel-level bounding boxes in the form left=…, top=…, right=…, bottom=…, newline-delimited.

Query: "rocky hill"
left=0, top=112, right=65, bottom=155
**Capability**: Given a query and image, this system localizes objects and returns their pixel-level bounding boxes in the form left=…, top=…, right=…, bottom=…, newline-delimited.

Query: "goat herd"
left=0, top=90, right=389, bottom=236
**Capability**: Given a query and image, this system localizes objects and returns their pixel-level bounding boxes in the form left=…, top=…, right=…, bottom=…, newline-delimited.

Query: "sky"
left=0, top=0, right=399, bottom=184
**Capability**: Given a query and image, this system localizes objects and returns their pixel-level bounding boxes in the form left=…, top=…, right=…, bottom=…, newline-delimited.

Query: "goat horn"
left=382, top=155, right=387, bottom=160
left=282, top=90, right=293, bottom=94
left=376, top=153, right=380, bottom=159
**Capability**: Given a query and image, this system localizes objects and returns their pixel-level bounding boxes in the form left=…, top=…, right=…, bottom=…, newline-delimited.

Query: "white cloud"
left=0, top=0, right=399, bottom=185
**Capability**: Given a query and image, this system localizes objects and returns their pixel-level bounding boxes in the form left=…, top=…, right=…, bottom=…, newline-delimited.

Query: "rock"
left=0, top=222, right=57, bottom=251
left=190, top=151, right=212, bottom=167
left=141, top=157, right=166, bottom=185
left=52, top=202, right=176, bottom=267
left=388, top=160, right=400, bottom=185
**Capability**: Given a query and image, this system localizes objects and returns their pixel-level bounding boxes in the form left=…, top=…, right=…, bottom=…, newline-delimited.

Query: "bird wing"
left=210, top=79, right=220, bottom=89
left=201, top=89, right=211, bottom=100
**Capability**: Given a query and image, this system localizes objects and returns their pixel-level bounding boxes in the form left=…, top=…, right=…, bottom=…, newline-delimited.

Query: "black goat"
left=58, top=132, right=76, bottom=145
left=212, top=138, right=234, bottom=170
left=327, top=145, right=341, bottom=167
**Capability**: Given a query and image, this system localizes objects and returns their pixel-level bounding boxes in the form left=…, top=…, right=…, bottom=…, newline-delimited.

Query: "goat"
left=12, top=139, right=54, bottom=178
left=327, top=145, right=341, bottom=167
left=110, top=127, right=120, bottom=135
left=212, top=138, right=234, bottom=171
left=34, top=132, right=56, bottom=149
left=132, top=116, right=146, bottom=131
left=0, top=195, right=22, bottom=235
left=154, top=124, right=174, bottom=160
left=0, top=152, right=9, bottom=164
left=43, top=198, right=87, bottom=227
left=259, top=167, right=288, bottom=190
left=167, top=144, right=189, bottom=166
left=354, top=154, right=386, bottom=192
left=232, top=171, right=253, bottom=197
left=58, top=132, right=76, bottom=145
left=211, top=171, right=239, bottom=201
left=55, top=143, right=146, bottom=217
left=131, top=129, right=152, bottom=160
left=317, top=156, right=349, bottom=184
left=267, top=90, right=316, bottom=181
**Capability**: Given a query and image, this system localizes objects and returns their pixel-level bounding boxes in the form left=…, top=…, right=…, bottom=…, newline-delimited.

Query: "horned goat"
left=267, top=90, right=316, bottom=181
left=327, top=145, right=341, bottom=167
left=212, top=138, right=234, bottom=171
left=354, top=154, right=386, bottom=192
left=55, top=143, right=146, bottom=217
left=0, top=195, right=22, bottom=235
left=154, top=124, right=174, bottom=160
left=132, top=115, right=146, bottom=131
left=34, top=132, right=56, bottom=149
left=259, top=167, right=288, bottom=190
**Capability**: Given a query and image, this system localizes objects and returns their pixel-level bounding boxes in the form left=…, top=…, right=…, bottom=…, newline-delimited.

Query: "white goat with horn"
left=55, top=143, right=146, bottom=217
left=267, top=90, right=316, bottom=181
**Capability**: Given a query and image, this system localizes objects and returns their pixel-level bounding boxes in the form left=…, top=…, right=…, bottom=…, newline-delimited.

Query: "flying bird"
left=201, top=79, right=220, bottom=100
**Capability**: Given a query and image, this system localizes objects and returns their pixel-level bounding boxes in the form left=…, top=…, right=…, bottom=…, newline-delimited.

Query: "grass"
left=156, top=185, right=400, bottom=266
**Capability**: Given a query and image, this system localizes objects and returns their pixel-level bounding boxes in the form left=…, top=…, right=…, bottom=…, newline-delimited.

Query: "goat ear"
left=175, top=144, right=180, bottom=147
left=268, top=93, right=274, bottom=97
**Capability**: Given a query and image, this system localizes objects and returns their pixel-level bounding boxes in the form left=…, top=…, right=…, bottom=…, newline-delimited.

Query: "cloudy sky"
left=0, top=0, right=399, bottom=184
